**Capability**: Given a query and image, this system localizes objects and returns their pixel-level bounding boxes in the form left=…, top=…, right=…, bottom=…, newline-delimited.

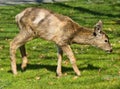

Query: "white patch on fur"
left=33, top=12, right=45, bottom=24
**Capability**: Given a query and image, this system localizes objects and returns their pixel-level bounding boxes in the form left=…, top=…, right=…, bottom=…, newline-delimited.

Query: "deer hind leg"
left=10, top=31, right=33, bottom=75
left=56, top=45, right=63, bottom=77
left=61, top=45, right=81, bottom=76
left=20, top=45, right=28, bottom=71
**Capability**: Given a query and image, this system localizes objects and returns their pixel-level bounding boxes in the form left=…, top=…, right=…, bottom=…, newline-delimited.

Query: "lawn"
left=0, top=0, right=120, bottom=89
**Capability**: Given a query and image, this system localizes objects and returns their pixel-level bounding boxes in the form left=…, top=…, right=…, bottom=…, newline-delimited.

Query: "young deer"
left=10, top=7, right=112, bottom=76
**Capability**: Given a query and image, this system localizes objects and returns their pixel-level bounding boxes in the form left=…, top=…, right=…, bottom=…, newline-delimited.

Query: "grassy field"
left=0, top=0, right=120, bottom=89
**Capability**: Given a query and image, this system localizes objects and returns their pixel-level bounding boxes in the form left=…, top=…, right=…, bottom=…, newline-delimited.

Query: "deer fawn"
left=10, top=7, right=112, bottom=76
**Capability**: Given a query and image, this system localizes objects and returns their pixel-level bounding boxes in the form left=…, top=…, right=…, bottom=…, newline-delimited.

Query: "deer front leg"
left=20, top=45, right=28, bottom=71
left=61, top=45, right=81, bottom=76
left=56, top=45, right=63, bottom=77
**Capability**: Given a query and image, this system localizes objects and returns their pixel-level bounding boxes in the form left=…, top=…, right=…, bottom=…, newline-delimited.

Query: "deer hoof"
left=76, top=72, right=81, bottom=76
left=56, top=73, right=62, bottom=78
left=21, top=65, right=27, bottom=72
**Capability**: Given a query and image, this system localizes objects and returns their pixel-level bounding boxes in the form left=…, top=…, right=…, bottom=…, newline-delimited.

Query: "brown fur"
left=10, top=7, right=112, bottom=76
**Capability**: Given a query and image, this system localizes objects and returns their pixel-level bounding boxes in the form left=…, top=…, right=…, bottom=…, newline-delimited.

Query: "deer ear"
left=93, top=20, right=103, bottom=36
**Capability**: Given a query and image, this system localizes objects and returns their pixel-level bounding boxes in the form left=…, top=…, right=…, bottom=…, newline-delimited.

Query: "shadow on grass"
left=8, top=63, right=101, bottom=74
left=53, top=2, right=120, bottom=18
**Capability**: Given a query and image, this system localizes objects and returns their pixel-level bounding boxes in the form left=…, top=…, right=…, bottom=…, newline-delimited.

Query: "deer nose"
left=107, top=49, right=112, bottom=53
left=109, top=49, right=112, bottom=53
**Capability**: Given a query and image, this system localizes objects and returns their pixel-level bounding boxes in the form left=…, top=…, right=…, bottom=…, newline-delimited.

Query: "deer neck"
left=72, top=27, right=96, bottom=45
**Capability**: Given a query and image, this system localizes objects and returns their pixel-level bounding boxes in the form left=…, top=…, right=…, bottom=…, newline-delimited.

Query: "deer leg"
left=10, top=31, right=33, bottom=75
left=10, top=41, right=18, bottom=75
left=19, top=45, right=28, bottom=71
left=61, top=45, right=81, bottom=76
left=56, top=45, right=63, bottom=77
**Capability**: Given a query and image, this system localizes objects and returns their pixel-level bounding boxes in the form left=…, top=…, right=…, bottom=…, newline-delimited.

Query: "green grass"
left=0, top=0, right=120, bottom=89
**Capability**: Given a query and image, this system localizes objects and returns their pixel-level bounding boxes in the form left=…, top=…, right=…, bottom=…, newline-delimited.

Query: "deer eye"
left=105, top=40, right=108, bottom=42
